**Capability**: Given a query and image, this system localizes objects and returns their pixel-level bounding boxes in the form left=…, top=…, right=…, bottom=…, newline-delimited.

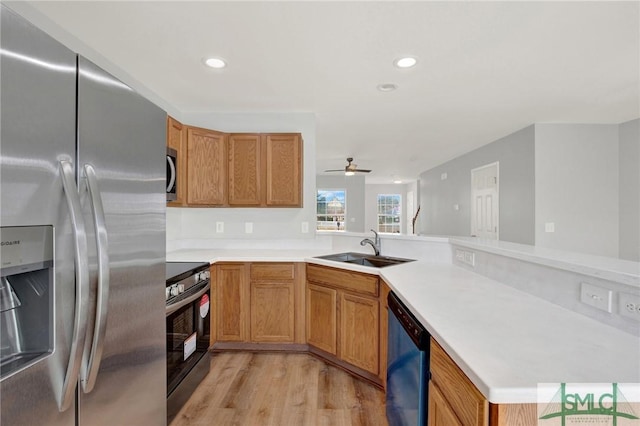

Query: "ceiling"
left=22, top=1, right=640, bottom=184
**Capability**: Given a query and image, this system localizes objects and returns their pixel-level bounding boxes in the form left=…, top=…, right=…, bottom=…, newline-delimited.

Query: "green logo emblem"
left=539, top=383, right=639, bottom=425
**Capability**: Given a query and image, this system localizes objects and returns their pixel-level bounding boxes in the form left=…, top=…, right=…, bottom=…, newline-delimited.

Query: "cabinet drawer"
left=250, top=263, right=295, bottom=280
left=306, top=264, right=378, bottom=296
left=430, top=338, right=488, bottom=426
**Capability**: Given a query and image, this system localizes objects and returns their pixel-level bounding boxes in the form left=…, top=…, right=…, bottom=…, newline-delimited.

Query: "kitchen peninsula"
left=167, top=233, right=640, bottom=424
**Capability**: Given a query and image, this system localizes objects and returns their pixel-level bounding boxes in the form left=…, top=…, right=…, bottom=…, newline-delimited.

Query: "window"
left=317, top=190, right=346, bottom=231
left=377, top=194, right=401, bottom=233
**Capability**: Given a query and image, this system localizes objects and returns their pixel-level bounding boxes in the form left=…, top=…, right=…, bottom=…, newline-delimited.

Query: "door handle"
left=80, top=164, right=110, bottom=394
left=166, top=282, right=210, bottom=316
left=167, top=155, right=176, bottom=192
left=58, top=160, right=90, bottom=412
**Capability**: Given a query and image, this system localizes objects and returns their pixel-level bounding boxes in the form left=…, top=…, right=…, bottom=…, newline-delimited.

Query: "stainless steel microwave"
left=166, top=147, right=177, bottom=202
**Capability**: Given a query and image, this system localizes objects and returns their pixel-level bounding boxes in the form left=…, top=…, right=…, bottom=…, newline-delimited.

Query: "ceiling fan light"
left=345, top=171, right=355, bottom=176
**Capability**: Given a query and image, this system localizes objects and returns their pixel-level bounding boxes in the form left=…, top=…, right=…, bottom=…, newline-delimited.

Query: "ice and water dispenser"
left=0, top=226, right=54, bottom=380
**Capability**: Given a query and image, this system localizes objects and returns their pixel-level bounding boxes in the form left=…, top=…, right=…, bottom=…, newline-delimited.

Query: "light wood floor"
left=170, top=352, right=388, bottom=426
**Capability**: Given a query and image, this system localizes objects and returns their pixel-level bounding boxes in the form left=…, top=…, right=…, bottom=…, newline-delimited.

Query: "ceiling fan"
left=324, top=157, right=372, bottom=176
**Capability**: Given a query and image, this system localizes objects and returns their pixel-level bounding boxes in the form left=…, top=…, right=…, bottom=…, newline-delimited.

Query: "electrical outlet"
left=455, top=249, right=465, bottom=262
left=580, top=282, right=612, bottom=313
left=619, top=292, right=640, bottom=321
left=245, top=222, right=253, bottom=234
left=301, top=222, right=309, bottom=233
left=464, top=251, right=475, bottom=266
left=216, top=222, right=224, bottom=233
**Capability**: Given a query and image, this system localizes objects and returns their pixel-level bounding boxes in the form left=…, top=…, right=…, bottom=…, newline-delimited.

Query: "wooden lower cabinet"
left=306, top=284, right=337, bottom=354
left=429, top=338, right=488, bottom=426
left=429, top=338, right=538, bottom=426
left=429, top=381, right=463, bottom=426
left=339, top=292, right=379, bottom=373
left=216, top=263, right=249, bottom=341
left=305, top=264, right=382, bottom=381
left=250, top=281, right=295, bottom=342
left=214, top=262, right=304, bottom=346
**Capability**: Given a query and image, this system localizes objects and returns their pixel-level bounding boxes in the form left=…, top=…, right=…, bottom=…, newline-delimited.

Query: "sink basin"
left=315, top=252, right=415, bottom=268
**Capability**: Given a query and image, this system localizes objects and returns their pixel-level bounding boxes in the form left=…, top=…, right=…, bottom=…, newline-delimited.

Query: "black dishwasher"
left=386, top=291, right=431, bottom=426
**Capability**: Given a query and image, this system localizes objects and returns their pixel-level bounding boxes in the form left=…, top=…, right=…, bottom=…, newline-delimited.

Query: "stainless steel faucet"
left=360, top=229, right=380, bottom=256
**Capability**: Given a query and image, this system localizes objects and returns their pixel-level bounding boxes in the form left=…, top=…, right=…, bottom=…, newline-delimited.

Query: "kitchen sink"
left=315, top=252, right=415, bottom=268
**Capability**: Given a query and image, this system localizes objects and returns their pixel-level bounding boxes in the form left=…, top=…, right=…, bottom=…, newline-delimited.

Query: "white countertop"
left=167, top=248, right=640, bottom=404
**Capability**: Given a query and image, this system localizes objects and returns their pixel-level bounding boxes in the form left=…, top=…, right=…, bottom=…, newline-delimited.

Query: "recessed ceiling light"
left=394, top=57, right=417, bottom=68
left=393, top=179, right=403, bottom=184
left=203, top=57, right=226, bottom=69
left=377, top=83, right=398, bottom=92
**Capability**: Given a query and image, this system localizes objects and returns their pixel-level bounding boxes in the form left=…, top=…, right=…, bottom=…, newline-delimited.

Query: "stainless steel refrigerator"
left=0, top=5, right=167, bottom=425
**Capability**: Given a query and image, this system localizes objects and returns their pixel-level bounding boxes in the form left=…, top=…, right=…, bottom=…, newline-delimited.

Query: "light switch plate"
left=545, top=222, right=555, bottom=233
left=245, top=222, right=253, bottom=234
left=216, top=222, right=224, bottom=233
left=580, top=282, right=612, bottom=313
left=301, top=222, right=309, bottom=233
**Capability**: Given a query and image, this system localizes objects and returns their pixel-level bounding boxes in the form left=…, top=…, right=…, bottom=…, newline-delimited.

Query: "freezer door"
left=0, top=5, right=78, bottom=426
left=76, top=57, right=167, bottom=425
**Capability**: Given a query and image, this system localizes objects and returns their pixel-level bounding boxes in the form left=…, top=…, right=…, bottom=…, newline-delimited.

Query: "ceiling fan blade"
left=354, top=169, right=371, bottom=173
left=324, top=169, right=345, bottom=172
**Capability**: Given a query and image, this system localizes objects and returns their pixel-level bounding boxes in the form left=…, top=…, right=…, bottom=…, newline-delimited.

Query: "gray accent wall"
left=418, top=125, right=535, bottom=244
left=535, top=124, right=619, bottom=257
left=316, top=174, right=366, bottom=232
left=619, top=118, right=640, bottom=261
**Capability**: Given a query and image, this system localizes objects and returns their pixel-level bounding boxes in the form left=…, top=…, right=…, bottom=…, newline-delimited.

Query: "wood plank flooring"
left=170, top=352, right=388, bottom=426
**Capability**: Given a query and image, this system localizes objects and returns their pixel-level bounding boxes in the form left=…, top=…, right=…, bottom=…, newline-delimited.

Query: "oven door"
left=166, top=282, right=210, bottom=396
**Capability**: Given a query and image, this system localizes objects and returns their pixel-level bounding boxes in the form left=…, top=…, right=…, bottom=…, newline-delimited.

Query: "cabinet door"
left=228, top=133, right=262, bottom=206
left=250, top=282, right=295, bottom=342
left=187, top=127, right=227, bottom=205
left=216, top=264, right=248, bottom=341
left=306, top=284, right=337, bottom=355
left=264, top=133, right=302, bottom=207
left=428, top=381, right=463, bottom=426
left=339, top=292, right=379, bottom=374
left=167, top=116, right=185, bottom=206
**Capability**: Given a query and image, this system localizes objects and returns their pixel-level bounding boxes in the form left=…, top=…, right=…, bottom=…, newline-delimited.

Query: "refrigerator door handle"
left=58, top=160, right=90, bottom=412
left=80, top=164, right=110, bottom=394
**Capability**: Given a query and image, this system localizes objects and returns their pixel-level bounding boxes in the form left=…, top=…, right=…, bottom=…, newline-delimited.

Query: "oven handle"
left=166, top=281, right=210, bottom=316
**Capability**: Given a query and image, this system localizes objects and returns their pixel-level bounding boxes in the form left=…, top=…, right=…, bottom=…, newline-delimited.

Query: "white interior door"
left=471, top=162, right=499, bottom=239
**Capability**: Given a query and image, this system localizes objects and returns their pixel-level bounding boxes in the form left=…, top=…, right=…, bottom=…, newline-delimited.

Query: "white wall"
left=167, top=112, right=317, bottom=241
left=535, top=123, right=619, bottom=257
left=619, top=118, right=640, bottom=261
left=315, top=175, right=366, bottom=232
left=364, top=183, right=408, bottom=234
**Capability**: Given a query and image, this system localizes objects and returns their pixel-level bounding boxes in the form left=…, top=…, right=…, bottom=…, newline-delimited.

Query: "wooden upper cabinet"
left=187, top=127, right=227, bottom=206
left=170, top=124, right=303, bottom=208
left=228, top=134, right=262, bottom=206
left=264, top=134, right=302, bottom=207
left=167, top=116, right=186, bottom=206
